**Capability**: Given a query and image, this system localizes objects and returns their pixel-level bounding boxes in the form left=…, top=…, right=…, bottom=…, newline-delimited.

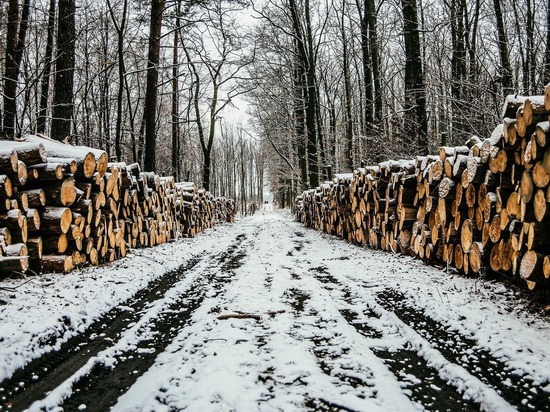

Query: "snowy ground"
left=0, top=211, right=549, bottom=411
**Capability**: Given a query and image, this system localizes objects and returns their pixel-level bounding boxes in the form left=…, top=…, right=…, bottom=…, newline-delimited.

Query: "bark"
left=2, top=0, right=20, bottom=138
left=545, top=0, right=550, bottom=83
left=143, top=0, right=165, bottom=172
left=293, top=40, right=308, bottom=190
left=365, top=0, right=382, bottom=125
left=37, top=0, right=56, bottom=134
left=401, top=0, right=428, bottom=154
left=357, top=0, right=373, bottom=128
left=289, top=0, right=319, bottom=188
left=449, top=0, right=467, bottom=142
left=341, top=5, right=354, bottom=171
left=51, top=0, right=76, bottom=141
left=172, top=5, right=181, bottom=181
left=493, top=0, right=513, bottom=93
left=107, top=0, right=129, bottom=162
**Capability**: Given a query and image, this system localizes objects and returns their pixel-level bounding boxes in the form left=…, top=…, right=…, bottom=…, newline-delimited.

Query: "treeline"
left=0, top=0, right=263, bottom=214
left=2, top=0, right=548, bottom=213
left=247, top=0, right=550, bottom=207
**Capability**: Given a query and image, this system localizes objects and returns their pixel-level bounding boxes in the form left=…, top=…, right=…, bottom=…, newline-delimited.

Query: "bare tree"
left=143, top=0, right=165, bottom=171
left=401, top=0, right=428, bottom=154
left=2, top=0, right=30, bottom=138
left=51, top=0, right=76, bottom=141
left=37, top=0, right=56, bottom=134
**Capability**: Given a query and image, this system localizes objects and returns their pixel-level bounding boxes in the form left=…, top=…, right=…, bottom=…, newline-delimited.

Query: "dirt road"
left=0, top=213, right=549, bottom=411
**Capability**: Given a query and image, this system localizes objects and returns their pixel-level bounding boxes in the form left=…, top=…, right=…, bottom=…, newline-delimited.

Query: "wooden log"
left=42, top=234, right=68, bottom=254
left=502, top=95, right=528, bottom=118
left=20, top=188, right=47, bottom=208
left=454, top=244, right=464, bottom=270
left=523, top=96, right=547, bottom=125
left=520, top=170, right=534, bottom=203
left=534, top=189, right=547, bottom=222
left=40, top=207, right=72, bottom=234
left=11, top=190, right=28, bottom=213
left=27, top=162, right=65, bottom=180
left=503, top=118, right=517, bottom=144
left=0, top=255, right=29, bottom=274
left=2, top=141, right=47, bottom=165
left=26, top=208, right=40, bottom=231
left=5, top=242, right=27, bottom=258
left=531, top=161, right=549, bottom=188
left=0, top=148, right=18, bottom=174
left=47, top=157, right=78, bottom=174
left=0, top=175, right=13, bottom=198
left=0, top=209, right=24, bottom=231
left=526, top=222, right=550, bottom=251
left=535, top=121, right=549, bottom=148
left=453, top=154, right=470, bottom=177
left=543, top=255, right=550, bottom=280
left=24, top=135, right=98, bottom=179
left=460, top=218, right=474, bottom=253
left=519, top=250, right=545, bottom=282
left=7, top=160, right=28, bottom=186
left=26, top=236, right=43, bottom=260
left=42, top=178, right=77, bottom=207
left=41, top=254, right=74, bottom=273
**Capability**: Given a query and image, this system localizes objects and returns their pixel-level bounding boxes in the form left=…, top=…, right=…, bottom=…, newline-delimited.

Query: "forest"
left=0, top=0, right=549, bottom=211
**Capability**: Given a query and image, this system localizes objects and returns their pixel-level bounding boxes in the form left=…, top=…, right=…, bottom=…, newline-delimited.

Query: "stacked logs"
left=0, top=135, right=235, bottom=275
left=297, top=91, right=550, bottom=291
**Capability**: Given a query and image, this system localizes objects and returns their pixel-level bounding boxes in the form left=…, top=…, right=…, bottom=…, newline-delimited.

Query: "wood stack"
left=297, top=90, right=550, bottom=291
left=0, top=135, right=235, bottom=276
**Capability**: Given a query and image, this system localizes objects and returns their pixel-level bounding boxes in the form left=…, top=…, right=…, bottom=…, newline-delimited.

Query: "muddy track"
left=60, top=235, right=248, bottom=411
left=309, top=266, right=481, bottom=411
left=376, top=288, right=550, bottom=411
left=0, top=234, right=248, bottom=412
left=285, top=285, right=368, bottom=411
left=0, top=257, right=201, bottom=411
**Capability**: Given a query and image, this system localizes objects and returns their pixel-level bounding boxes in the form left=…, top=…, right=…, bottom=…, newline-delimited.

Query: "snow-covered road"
left=0, top=212, right=549, bottom=411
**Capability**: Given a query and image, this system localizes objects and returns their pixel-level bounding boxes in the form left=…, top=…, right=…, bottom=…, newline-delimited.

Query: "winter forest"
left=0, top=0, right=549, bottom=210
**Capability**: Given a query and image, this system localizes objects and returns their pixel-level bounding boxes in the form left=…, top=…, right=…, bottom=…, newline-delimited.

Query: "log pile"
left=0, top=135, right=235, bottom=275
left=297, top=91, right=550, bottom=291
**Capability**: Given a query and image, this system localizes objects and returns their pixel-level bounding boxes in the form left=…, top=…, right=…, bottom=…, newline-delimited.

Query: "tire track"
left=59, top=234, right=248, bottom=411
left=1, top=234, right=248, bottom=412
left=0, top=256, right=202, bottom=412
left=309, top=265, right=481, bottom=411
left=376, top=288, right=550, bottom=411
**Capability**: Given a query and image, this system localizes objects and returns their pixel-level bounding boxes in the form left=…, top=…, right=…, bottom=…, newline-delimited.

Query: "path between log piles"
left=0, top=212, right=549, bottom=411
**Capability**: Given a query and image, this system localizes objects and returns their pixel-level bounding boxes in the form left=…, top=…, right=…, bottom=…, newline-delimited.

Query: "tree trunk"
left=107, top=0, right=128, bottom=161
left=143, top=0, right=165, bottom=172
left=293, top=41, right=308, bottom=190
left=545, top=0, right=550, bottom=83
left=401, top=0, right=428, bottom=154
left=493, top=0, right=513, bottom=93
left=289, top=0, right=319, bottom=188
left=171, top=6, right=180, bottom=181
left=37, top=0, right=56, bottom=134
left=365, top=0, right=382, bottom=126
left=51, top=0, right=76, bottom=141
left=2, top=0, right=20, bottom=138
left=341, top=5, right=354, bottom=171
left=357, top=0, right=373, bottom=128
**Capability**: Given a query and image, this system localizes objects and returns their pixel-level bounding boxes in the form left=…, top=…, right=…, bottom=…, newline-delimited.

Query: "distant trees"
left=4, top=0, right=550, bottom=210
left=248, top=0, right=550, bottom=207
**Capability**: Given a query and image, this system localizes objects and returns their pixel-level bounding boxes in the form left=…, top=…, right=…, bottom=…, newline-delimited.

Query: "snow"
left=0, top=211, right=549, bottom=411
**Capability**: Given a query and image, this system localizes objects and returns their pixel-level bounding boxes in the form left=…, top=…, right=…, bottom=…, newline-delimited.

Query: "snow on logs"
left=0, top=135, right=235, bottom=276
left=297, top=91, right=550, bottom=292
